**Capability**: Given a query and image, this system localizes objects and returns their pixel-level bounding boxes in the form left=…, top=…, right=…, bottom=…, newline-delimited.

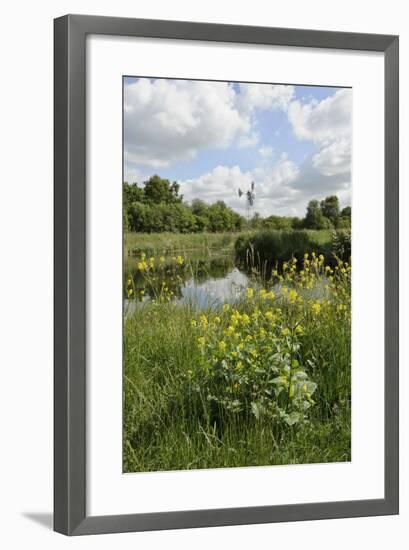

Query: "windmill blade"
left=251, top=181, right=255, bottom=191
left=238, top=188, right=243, bottom=197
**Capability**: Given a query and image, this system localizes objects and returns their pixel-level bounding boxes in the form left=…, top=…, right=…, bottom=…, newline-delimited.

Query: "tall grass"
left=125, top=231, right=253, bottom=257
left=123, top=253, right=351, bottom=472
left=235, top=230, right=333, bottom=271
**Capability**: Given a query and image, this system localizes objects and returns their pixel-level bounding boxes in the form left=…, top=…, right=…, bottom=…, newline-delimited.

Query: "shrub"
left=234, top=230, right=332, bottom=273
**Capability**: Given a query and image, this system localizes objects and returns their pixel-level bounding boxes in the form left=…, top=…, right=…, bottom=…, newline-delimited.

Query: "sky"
left=123, top=76, right=352, bottom=218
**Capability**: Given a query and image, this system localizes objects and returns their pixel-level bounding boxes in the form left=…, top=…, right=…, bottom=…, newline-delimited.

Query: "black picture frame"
left=54, top=14, right=399, bottom=536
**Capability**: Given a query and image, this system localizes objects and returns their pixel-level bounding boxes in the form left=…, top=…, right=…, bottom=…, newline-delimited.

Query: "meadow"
left=124, top=231, right=247, bottom=257
left=123, top=230, right=351, bottom=472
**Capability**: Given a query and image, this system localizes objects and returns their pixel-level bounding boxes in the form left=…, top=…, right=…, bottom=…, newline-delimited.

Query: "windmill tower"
left=238, top=181, right=255, bottom=224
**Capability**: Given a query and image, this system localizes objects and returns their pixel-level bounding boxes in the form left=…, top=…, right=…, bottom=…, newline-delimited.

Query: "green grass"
left=125, top=231, right=253, bottom=257
left=123, top=256, right=351, bottom=473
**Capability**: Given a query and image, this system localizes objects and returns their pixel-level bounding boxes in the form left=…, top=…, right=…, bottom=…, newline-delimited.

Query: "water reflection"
left=124, top=255, right=251, bottom=310
left=124, top=253, right=329, bottom=312
left=179, top=267, right=249, bottom=307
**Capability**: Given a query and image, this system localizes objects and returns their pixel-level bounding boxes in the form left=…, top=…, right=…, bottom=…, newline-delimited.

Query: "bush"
left=235, top=230, right=332, bottom=272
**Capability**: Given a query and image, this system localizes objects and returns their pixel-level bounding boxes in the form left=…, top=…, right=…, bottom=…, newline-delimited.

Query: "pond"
left=124, top=254, right=252, bottom=310
left=124, top=251, right=330, bottom=314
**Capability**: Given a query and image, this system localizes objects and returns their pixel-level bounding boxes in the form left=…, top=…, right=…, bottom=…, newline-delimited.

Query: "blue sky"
left=124, top=77, right=351, bottom=217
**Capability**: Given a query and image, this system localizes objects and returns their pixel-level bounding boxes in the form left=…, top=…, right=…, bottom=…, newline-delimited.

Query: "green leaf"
left=284, top=411, right=301, bottom=426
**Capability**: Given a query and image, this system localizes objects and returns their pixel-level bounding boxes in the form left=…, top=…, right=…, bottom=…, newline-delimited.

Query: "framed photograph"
left=54, top=14, right=399, bottom=535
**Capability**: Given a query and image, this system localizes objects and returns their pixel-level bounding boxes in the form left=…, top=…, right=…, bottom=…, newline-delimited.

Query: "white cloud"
left=312, top=137, right=351, bottom=177
left=124, top=79, right=295, bottom=169
left=124, top=79, right=250, bottom=167
left=288, top=89, right=351, bottom=143
left=124, top=166, right=148, bottom=184
left=182, top=165, right=252, bottom=207
left=181, top=155, right=300, bottom=217
left=287, top=89, right=352, bottom=185
left=237, top=83, right=294, bottom=113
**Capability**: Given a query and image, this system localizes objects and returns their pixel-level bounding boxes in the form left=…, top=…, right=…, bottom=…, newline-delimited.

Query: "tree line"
left=124, top=175, right=351, bottom=233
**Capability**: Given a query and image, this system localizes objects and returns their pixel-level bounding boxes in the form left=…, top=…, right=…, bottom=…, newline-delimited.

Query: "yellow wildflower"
left=252, top=309, right=261, bottom=321
left=311, top=302, right=321, bottom=316
left=288, top=289, right=298, bottom=304
left=200, top=314, right=208, bottom=328
left=241, top=313, right=250, bottom=325
left=246, top=287, right=254, bottom=299
left=218, top=340, right=227, bottom=352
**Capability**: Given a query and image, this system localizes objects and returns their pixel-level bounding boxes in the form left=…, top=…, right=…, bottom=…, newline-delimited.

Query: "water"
left=124, top=254, right=251, bottom=310
left=174, top=267, right=249, bottom=307
left=124, top=253, right=330, bottom=313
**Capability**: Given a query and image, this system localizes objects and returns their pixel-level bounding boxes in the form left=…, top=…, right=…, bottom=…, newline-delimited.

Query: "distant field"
left=124, top=231, right=253, bottom=257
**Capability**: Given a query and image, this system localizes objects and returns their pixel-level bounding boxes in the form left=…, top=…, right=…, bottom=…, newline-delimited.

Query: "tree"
left=191, top=199, right=209, bottom=217
left=341, top=206, right=351, bottom=219
left=123, top=182, right=144, bottom=206
left=320, top=195, right=340, bottom=226
left=144, top=175, right=183, bottom=204
left=304, top=200, right=332, bottom=230
left=339, top=205, right=351, bottom=228
left=250, top=212, right=262, bottom=229
left=262, top=215, right=294, bottom=231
